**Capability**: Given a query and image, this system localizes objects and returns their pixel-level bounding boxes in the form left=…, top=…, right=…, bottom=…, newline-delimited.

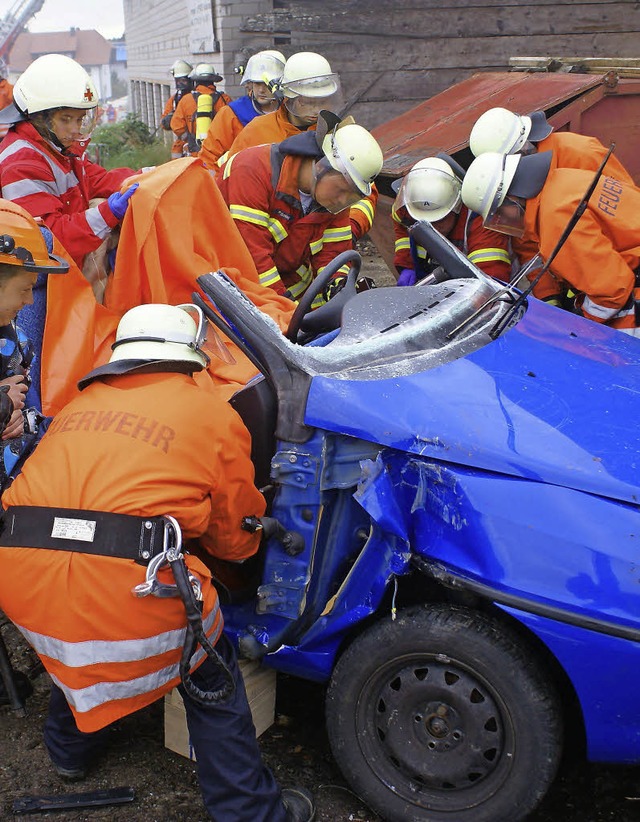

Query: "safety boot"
left=282, top=786, right=316, bottom=822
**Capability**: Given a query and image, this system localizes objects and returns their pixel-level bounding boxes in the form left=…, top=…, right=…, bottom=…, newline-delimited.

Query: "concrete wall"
left=124, top=0, right=640, bottom=130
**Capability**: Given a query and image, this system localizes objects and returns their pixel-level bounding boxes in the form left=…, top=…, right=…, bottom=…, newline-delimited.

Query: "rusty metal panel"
left=373, top=71, right=604, bottom=178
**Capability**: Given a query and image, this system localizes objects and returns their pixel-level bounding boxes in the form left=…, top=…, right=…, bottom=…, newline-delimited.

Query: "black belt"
left=0, top=506, right=168, bottom=565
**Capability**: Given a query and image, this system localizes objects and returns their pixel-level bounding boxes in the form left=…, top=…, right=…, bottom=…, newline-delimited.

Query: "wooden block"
left=164, top=658, right=277, bottom=761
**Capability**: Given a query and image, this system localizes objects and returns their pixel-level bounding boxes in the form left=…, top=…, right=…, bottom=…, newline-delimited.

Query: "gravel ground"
left=1, top=245, right=639, bottom=821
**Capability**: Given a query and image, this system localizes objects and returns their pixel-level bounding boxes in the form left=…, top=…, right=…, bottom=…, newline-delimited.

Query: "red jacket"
left=0, top=121, right=134, bottom=268
left=0, top=370, right=265, bottom=732
left=393, top=205, right=512, bottom=282
left=216, top=139, right=352, bottom=299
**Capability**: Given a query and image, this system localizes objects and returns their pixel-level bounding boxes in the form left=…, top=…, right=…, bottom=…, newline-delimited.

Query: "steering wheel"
left=285, top=250, right=362, bottom=342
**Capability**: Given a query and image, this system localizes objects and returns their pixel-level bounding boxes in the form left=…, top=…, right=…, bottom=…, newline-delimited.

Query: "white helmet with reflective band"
left=321, top=123, right=383, bottom=196
left=394, top=157, right=462, bottom=222
left=13, top=54, right=98, bottom=116
left=241, top=50, right=285, bottom=85
left=170, top=59, right=193, bottom=78
left=110, top=303, right=209, bottom=367
left=470, top=107, right=553, bottom=156
left=461, top=152, right=520, bottom=220
left=279, top=52, right=339, bottom=98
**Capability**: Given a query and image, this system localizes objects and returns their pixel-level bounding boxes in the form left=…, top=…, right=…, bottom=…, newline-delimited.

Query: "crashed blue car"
left=195, top=222, right=640, bottom=822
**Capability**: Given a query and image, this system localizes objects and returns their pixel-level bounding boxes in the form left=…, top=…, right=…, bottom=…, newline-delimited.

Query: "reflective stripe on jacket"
left=0, top=371, right=265, bottom=732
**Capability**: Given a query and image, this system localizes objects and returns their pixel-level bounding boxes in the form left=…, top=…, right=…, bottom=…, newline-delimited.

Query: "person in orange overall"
left=171, top=62, right=231, bottom=157
left=199, top=50, right=285, bottom=170
left=462, top=150, right=640, bottom=336
left=392, top=155, right=512, bottom=286
left=0, top=302, right=315, bottom=822
left=469, top=106, right=636, bottom=303
left=217, top=113, right=383, bottom=304
left=225, top=51, right=378, bottom=243
left=160, top=59, right=193, bottom=159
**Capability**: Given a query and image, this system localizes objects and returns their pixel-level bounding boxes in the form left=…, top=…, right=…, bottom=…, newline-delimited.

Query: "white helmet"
left=470, top=107, right=553, bottom=156
left=394, top=157, right=462, bottom=222
left=461, top=152, right=519, bottom=220
left=279, top=52, right=339, bottom=98
left=110, top=303, right=209, bottom=367
left=321, top=123, right=383, bottom=196
left=190, top=62, right=223, bottom=84
left=170, top=59, right=193, bottom=78
left=241, top=50, right=285, bottom=86
left=13, top=54, right=98, bottom=116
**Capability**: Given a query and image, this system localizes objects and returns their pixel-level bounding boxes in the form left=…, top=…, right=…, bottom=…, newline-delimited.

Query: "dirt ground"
left=1, top=244, right=639, bottom=822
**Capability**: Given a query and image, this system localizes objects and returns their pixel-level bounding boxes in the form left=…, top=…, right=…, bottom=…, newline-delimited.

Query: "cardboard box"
left=164, top=658, right=277, bottom=761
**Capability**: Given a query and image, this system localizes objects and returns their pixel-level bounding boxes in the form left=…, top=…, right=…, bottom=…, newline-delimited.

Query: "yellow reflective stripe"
left=309, top=238, right=323, bottom=255
left=222, top=152, right=236, bottom=179
left=323, top=226, right=352, bottom=244
left=229, top=204, right=270, bottom=228
left=216, top=151, right=229, bottom=167
left=395, top=237, right=411, bottom=253
left=415, top=245, right=427, bottom=260
left=311, top=293, right=327, bottom=309
left=259, top=267, right=281, bottom=288
left=391, top=205, right=402, bottom=224
left=266, top=216, right=287, bottom=243
left=317, top=264, right=349, bottom=277
left=467, top=247, right=511, bottom=265
left=351, top=197, right=375, bottom=226
left=287, top=266, right=313, bottom=298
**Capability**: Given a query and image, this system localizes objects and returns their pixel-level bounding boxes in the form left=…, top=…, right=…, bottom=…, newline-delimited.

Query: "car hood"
left=305, top=300, right=640, bottom=505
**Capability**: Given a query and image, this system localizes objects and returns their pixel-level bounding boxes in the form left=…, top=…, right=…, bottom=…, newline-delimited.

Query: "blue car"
left=195, top=222, right=640, bottom=822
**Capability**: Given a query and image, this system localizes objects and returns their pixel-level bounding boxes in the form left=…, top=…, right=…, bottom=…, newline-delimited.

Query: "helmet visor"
left=394, top=167, right=462, bottom=223
left=176, top=303, right=234, bottom=364
left=484, top=196, right=525, bottom=238
left=48, top=107, right=100, bottom=142
left=281, top=72, right=340, bottom=98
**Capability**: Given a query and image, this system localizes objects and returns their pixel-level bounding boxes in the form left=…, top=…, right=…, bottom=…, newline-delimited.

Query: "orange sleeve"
left=199, top=105, right=243, bottom=169
left=350, top=184, right=378, bottom=241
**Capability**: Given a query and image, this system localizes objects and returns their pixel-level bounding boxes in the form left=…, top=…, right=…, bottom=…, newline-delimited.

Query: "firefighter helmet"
left=321, top=122, right=383, bottom=196
left=470, top=107, right=553, bottom=156
left=12, top=54, right=98, bottom=116
left=110, top=303, right=209, bottom=367
left=0, top=200, right=69, bottom=274
left=240, top=50, right=286, bottom=86
left=279, top=52, right=339, bottom=98
left=394, top=157, right=463, bottom=222
left=189, top=62, right=223, bottom=85
left=170, top=59, right=193, bottom=78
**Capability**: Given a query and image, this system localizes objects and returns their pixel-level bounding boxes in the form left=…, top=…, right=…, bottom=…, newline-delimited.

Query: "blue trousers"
left=44, top=634, right=288, bottom=822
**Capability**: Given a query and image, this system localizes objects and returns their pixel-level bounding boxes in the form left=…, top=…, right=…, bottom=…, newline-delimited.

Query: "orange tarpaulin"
left=39, top=157, right=295, bottom=413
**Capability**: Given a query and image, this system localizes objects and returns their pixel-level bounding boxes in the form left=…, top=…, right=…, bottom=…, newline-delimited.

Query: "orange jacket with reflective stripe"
left=161, top=93, right=186, bottom=158
left=199, top=104, right=246, bottom=168
left=216, top=141, right=352, bottom=297
left=513, top=133, right=635, bottom=301
left=0, top=370, right=265, bottom=732
left=524, top=167, right=640, bottom=329
left=393, top=205, right=512, bottom=282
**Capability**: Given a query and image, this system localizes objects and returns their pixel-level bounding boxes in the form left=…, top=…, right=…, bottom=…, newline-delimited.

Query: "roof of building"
left=8, top=29, right=113, bottom=72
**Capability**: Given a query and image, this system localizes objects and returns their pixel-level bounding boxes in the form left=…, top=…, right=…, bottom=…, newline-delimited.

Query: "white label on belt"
left=51, top=517, right=97, bottom=542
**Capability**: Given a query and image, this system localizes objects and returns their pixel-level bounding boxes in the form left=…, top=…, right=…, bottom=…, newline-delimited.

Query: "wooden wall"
left=241, top=0, right=640, bottom=128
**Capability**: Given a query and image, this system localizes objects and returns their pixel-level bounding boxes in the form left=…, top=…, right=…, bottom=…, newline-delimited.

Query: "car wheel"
left=326, top=604, right=562, bottom=822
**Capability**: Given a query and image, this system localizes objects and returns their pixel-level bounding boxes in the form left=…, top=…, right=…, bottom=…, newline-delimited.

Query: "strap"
left=0, top=506, right=168, bottom=565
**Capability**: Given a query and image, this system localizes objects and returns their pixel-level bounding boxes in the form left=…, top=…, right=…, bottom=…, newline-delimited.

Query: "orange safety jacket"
left=161, top=93, right=186, bottom=159
left=225, top=106, right=376, bottom=243
left=513, top=133, right=635, bottom=302
left=217, top=137, right=352, bottom=301
left=523, top=167, right=640, bottom=331
left=393, top=204, right=512, bottom=282
left=38, top=158, right=295, bottom=415
left=0, top=370, right=265, bottom=732
left=171, top=84, right=232, bottom=157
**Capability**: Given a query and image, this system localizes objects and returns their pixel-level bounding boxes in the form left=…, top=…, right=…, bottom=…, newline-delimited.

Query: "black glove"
left=161, top=114, right=173, bottom=130
left=324, top=275, right=347, bottom=302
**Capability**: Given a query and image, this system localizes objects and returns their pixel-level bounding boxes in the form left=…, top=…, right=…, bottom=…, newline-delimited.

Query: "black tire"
left=326, top=604, right=563, bottom=822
